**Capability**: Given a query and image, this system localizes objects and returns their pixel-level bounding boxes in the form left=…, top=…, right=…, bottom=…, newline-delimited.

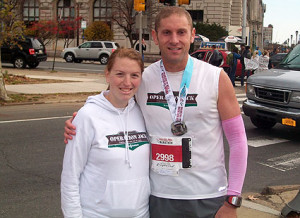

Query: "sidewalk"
left=3, top=67, right=300, bottom=217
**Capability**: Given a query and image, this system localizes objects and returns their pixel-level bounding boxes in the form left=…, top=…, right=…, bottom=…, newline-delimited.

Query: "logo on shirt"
left=106, top=131, right=149, bottom=150
left=146, top=91, right=198, bottom=109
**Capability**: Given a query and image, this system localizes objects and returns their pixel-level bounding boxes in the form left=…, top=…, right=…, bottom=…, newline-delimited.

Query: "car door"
left=77, top=42, right=92, bottom=59
left=1, top=43, right=13, bottom=63
left=90, top=42, right=103, bottom=59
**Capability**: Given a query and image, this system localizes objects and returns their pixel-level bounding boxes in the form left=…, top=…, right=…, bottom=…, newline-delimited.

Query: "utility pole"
left=242, top=0, right=247, bottom=44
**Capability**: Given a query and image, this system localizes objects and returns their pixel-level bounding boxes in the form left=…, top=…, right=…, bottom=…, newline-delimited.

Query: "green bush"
left=194, top=22, right=228, bottom=42
left=84, top=21, right=113, bottom=41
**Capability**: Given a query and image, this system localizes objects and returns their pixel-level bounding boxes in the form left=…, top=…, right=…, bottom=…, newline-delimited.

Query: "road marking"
left=258, top=152, right=300, bottom=172
left=0, top=116, right=72, bottom=124
left=248, top=137, right=289, bottom=147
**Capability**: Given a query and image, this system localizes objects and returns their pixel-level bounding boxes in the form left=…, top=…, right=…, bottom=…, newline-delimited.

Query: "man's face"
left=152, top=14, right=195, bottom=70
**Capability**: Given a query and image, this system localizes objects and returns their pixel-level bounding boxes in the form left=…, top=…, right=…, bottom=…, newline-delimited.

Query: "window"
left=57, top=0, right=75, bottom=20
left=188, top=10, right=203, bottom=23
left=23, top=0, right=39, bottom=25
left=104, top=42, right=113, bottom=48
left=93, top=0, right=112, bottom=27
left=91, top=42, right=103, bottom=48
left=80, top=42, right=92, bottom=48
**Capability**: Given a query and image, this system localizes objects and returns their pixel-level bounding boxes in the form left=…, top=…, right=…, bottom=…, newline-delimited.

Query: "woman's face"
left=105, top=57, right=142, bottom=108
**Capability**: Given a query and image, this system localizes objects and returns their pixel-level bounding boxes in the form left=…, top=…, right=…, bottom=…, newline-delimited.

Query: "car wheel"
left=74, top=59, right=83, bottom=63
left=99, top=54, right=109, bottom=65
left=250, top=116, right=276, bottom=129
left=28, top=62, right=40, bottom=69
left=65, top=53, right=75, bottom=62
left=14, top=57, right=26, bottom=69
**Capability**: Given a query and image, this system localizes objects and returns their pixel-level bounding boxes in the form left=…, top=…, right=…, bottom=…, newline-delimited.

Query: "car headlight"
left=246, top=84, right=255, bottom=95
left=290, top=91, right=300, bottom=103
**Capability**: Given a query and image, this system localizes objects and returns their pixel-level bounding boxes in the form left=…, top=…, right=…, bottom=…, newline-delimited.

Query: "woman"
left=61, top=48, right=150, bottom=218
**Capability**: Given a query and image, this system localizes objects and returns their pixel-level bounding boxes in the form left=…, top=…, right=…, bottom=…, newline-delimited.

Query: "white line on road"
left=258, top=152, right=300, bottom=172
left=0, top=116, right=72, bottom=124
left=247, top=137, right=289, bottom=147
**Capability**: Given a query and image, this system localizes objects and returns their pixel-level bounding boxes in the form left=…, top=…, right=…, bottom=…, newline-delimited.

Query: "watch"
left=226, top=195, right=242, bottom=208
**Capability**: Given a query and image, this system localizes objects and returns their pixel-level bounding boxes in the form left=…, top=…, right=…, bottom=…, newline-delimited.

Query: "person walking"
left=135, top=38, right=147, bottom=61
left=61, top=48, right=150, bottom=218
left=209, top=44, right=221, bottom=66
left=229, top=47, right=241, bottom=86
left=241, top=46, right=252, bottom=86
left=64, top=6, right=248, bottom=218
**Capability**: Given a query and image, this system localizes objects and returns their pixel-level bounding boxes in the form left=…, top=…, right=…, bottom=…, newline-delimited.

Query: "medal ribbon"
left=159, top=56, right=194, bottom=122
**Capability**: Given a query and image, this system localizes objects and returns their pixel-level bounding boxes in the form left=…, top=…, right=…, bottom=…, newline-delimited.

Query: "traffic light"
left=134, top=0, right=146, bottom=11
left=158, top=0, right=176, bottom=6
left=178, top=0, right=190, bottom=5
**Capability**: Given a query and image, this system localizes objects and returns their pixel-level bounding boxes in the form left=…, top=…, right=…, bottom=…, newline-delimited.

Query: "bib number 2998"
left=155, top=153, right=174, bottom=162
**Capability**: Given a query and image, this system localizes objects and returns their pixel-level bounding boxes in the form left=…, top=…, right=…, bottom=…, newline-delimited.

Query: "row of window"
left=23, top=0, right=111, bottom=25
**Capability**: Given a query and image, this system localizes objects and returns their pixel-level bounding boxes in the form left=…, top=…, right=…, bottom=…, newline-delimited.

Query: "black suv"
left=1, top=37, right=47, bottom=69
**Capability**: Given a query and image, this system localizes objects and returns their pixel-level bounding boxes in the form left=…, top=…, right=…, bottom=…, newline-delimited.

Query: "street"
left=0, top=99, right=300, bottom=217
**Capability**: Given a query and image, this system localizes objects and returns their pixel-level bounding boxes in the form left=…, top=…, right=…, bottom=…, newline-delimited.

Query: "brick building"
left=15, top=0, right=267, bottom=53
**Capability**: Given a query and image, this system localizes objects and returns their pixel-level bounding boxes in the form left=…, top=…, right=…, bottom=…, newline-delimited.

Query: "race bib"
left=151, top=136, right=192, bottom=176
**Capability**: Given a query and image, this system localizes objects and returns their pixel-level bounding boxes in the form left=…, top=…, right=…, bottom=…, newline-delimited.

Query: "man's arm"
left=216, top=70, right=248, bottom=217
left=64, top=112, right=77, bottom=144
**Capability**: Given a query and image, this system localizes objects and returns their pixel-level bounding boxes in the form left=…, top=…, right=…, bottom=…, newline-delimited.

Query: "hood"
left=248, top=69, right=300, bottom=91
left=85, top=91, right=136, bottom=113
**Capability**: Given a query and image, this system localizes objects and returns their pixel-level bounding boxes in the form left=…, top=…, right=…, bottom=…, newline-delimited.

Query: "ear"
left=152, top=29, right=159, bottom=45
left=105, top=70, right=110, bottom=83
left=191, top=28, right=196, bottom=44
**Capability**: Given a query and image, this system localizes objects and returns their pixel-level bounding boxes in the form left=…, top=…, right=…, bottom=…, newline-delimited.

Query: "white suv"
left=60, top=41, right=119, bottom=65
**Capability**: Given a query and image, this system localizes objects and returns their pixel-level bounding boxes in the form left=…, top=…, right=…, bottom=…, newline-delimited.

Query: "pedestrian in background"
left=209, top=44, right=221, bottom=66
left=135, top=38, right=147, bottom=61
left=241, top=46, right=251, bottom=86
left=229, top=46, right=241, bottom=86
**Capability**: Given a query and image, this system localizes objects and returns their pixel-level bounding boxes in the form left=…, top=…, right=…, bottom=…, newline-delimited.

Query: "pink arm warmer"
left=222, top=115, right=248, bottom=195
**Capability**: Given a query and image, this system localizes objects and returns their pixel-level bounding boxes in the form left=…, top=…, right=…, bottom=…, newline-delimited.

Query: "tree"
left=107, top=0, right=158, bottom=48
left=84, top=21, right=113, bottom=41
left=24, top=20, right=57, bottom=46
left=194, top=22, right=228, bottom=42
left=0, top=0, right=25, bottom=101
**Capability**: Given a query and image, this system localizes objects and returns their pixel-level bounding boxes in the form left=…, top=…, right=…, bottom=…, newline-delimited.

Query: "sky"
left=263, top=0, right=300, bottom=44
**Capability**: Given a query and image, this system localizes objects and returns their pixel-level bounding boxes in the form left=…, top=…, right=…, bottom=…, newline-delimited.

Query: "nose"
left=170, top=33, right=179, bottom=44
left=123, top=75, right=131, bottom=86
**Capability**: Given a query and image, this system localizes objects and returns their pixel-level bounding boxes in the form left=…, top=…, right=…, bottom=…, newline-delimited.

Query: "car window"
left=80, top=42, right=91, bottom=48
left=31, top=38, right=44, bottom=49
left=91, top=42, right=103, bottom=48
left=278, top=45, right=300, bottom=70
left=104, top=42, right=113, bottom=48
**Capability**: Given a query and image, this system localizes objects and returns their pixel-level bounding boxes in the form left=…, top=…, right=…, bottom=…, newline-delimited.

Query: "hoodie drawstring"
left=118, top=108, right=132, bottom=168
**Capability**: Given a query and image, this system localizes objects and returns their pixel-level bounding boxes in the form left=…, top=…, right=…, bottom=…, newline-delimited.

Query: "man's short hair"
left=212, top=45, right=216, bottom=49
left=154, top=6, right=193, bottom=32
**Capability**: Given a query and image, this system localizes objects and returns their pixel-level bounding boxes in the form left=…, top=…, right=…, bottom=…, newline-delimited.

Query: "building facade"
left=14, top=0, right=266, bottom=53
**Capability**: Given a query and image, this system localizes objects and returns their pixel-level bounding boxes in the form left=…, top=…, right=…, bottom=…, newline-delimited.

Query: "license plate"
left=39, top=50, right=43, bottom=54
left=282, top=118, right=296, bottom=127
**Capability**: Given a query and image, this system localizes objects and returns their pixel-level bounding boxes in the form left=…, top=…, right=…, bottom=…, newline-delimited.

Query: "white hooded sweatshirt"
left=61, top=91, right=150, bottom=218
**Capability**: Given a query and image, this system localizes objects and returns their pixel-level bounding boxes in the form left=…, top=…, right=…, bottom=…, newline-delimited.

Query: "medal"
left=171, top=121, right=187, bottom=136
left=159, top=56, right=194, bottom=136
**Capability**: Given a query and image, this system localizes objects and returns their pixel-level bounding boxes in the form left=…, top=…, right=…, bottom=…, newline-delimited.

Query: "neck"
left=161, top=56, right=189, bottom=73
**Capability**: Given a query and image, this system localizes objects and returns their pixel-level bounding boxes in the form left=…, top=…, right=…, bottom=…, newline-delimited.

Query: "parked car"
left=190, top=49, right=243, bottom=77
left=242, top=44, right=300, bottom=129
left=269, top=53, right=287, bottom=68
left=60, top=41, right=119, bottom=65
left=1, top=36, right=47, bottom=69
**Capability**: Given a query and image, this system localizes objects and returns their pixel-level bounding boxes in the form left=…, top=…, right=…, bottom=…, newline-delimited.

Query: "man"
left=209, top=44, right=220, bottom=66
left=64, top=7, right=248, bottom=217
left=135, top=38, right=147, bottom=60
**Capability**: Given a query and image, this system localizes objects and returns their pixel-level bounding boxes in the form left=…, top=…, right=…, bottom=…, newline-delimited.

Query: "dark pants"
left=241, top=66, right=251, bottom=86
left=149, top=195, right=226, bottom=218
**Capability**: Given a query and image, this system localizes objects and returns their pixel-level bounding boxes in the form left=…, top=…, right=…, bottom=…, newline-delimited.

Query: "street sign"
left=81, top=21, right=87, bottom=29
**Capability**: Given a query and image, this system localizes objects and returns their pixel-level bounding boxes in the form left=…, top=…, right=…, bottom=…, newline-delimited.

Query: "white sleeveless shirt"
left=136, top=57, right=227, bottom=199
